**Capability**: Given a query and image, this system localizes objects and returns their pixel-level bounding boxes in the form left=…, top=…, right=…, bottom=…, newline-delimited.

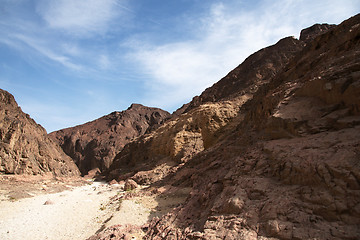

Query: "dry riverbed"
left=0, top=175, right=190, bottom=240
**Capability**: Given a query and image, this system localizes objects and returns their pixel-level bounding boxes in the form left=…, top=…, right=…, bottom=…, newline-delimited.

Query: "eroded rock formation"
left=142, top=14, right=360, bottom=240
left=0, top=89, right=80, bottom=176
left=108, top=28, right=312, bottom=184
left=95, top=14, right=360, bottom=239
left=49, top=104, right=170, bottom=175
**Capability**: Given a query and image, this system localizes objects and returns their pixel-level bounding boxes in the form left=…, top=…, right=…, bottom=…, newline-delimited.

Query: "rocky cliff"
left=107, top=22, right=333, bottom=184
left=93, top=14, right=360, bottom=239
left=177, top=24, right=335, bottom=115
left=142, top=14, right=360, bottom=239
left=49, top=104, right=170, bottom=175
left=0, top=89, right=80, bottom=176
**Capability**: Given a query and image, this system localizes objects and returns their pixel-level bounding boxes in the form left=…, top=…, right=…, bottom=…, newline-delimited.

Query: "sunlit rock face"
left=49, top=103, right=170, bottom=175
left=0, top=88, right=80, bottom=176
left=92, top=14, right=360, bottom=239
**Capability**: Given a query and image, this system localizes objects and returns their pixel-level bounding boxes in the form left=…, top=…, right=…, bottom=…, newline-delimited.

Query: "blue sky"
left=0, top=0, right=359, bottom=132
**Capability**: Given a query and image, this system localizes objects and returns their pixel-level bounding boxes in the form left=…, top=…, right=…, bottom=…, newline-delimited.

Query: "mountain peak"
left=299, top=23, right=336, bottom=43
left=127, top=103, right=144, bottom=110
left=0, top=88, right=80, bottom=176
left=50, top=104, right=170, bottom=175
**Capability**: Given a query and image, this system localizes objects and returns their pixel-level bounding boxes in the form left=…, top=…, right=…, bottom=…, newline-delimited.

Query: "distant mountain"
left=92, top=14, right=360, bottom=239
left=0, top=89, right=80, bottom=176
left=49, top=104, right=170, bottom=175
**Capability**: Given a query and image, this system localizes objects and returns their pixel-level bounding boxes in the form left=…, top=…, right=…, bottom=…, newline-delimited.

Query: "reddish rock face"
left=0, top=89, right=80, bottom=176
left=180, top=36, right=304, bottom=114
left=49, top=104, right=170, bottom=175
left=93, top=14, right=360, bottom=239
left=143, top=14, right=360, bottom=239
left=174, top=23, right=335, bottom=117
left=107, top=28, right=308, bottom=183
left=299, top=23, right=335, bottom=43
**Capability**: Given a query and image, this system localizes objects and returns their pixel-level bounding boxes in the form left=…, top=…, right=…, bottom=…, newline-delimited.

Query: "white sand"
left=105, top=199, right=151, bottom=228
left=0, top=181, right=117, bottom=240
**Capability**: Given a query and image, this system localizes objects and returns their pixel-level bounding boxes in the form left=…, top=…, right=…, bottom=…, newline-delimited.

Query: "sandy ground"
left=0, top=175, right=191, bottom=240
left=0, top=181, right=118, bottom=240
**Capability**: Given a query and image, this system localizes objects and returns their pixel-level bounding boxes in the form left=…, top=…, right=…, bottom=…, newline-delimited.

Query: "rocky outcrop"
left=49, top=104, right=170, bottom=175
left=142, top=14, right=360, bottom=239
left=299, top=23, right=335, bottom=43
left=0, top=89, right=80, bottom=176
left=93, top=14, right=360, bottom=239
left=180, top=36, right=304, bottom=114
left=108, top=98, right=248, bottom=184
left=107, top=26, right=311, bottom=184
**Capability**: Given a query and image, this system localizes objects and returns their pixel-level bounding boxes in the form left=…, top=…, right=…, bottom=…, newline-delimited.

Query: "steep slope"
left=107, top=23, right=332, bottom=184
left=176, top=24, right=334, bottom=114
left=49, top=104, right=170, bottom=175
left=0, top=89, right=80, bottom=176
left=142, top=14, right=360, bottom=239
left=93, top=14, right=360, bottom=239
left=108, top=99, right=245, bottom=184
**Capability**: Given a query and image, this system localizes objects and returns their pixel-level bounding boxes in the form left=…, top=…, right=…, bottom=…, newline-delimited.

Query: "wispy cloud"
left=36, top=0, right=128, bottom=37
left=13, top=34, right=83, bottom=71
left=98, top=54, right=111, bottom=70
left=0, top=0, right=128, bottom=75
left=1, top=0, right=359, bottom=132
left=127, top=0, right=360, bottom=110
left=61, top=42, right=82, bottom=57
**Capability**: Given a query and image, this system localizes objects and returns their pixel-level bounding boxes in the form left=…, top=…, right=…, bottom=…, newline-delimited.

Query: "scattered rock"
left=84, top=168, right=101, bottom=179
left=109, top=179, right=118, bottom=185
left=43, top=199, right=55, bottom=205
left=124, top=179, right=138, bottom=191
left=87, top=224, right=144, bottom=240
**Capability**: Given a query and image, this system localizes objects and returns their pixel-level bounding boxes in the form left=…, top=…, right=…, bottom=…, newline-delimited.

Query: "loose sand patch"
left=0, top=181, right=118, bottom=240
left=0, top=175, right=191, bottom=240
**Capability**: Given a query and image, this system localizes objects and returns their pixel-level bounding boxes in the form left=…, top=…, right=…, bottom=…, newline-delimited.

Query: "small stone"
left=124, top=179, right=138, bottom=191
left=44, top=199, right=55, bottom=205
left=109, top=179, right=118, bottom=185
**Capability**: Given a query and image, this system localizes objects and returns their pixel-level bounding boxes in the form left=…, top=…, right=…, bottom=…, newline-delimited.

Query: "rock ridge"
left=0, top=89, right=80, bottom=176
left=49, top=104, right=170, bottom=175
left=91, top=14, right=360, bottom=239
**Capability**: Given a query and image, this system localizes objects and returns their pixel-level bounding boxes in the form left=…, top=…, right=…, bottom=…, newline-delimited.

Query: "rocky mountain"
left=0, top=89, right=80, bottom=176
left=93, top=14, right=360, bottom=239
left=49, top=104, right=170, bottom=175
left=106, top=22, right=334, bottom=183
left=177, top=23, right=335, bottom=115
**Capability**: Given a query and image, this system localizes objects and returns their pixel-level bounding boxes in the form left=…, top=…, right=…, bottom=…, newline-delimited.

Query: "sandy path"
left=0, top=181, right=118, bottom=240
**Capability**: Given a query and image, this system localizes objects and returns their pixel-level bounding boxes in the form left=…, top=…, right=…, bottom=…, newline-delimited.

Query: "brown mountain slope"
left=92, top=14, right=360, bottom=239
left=49, top=104, right=170, bottom=175
left=0, top=89, right=80, bottom=176
left=107, top=23, right=332, bottom=184
left=175, top=24, right=335, bottom=115
left=142, top=14, right=360, bottom=239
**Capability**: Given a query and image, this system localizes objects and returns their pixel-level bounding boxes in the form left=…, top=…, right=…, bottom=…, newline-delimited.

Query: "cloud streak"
left=13, top=34, right=83, bottom=71
left=1, top=0, right=359, bottom=132
left=127, top=0, right=360, bottom=110
left=36, top=0, right=127, bottom=37
left=0, top=1, right=127, bottom=77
